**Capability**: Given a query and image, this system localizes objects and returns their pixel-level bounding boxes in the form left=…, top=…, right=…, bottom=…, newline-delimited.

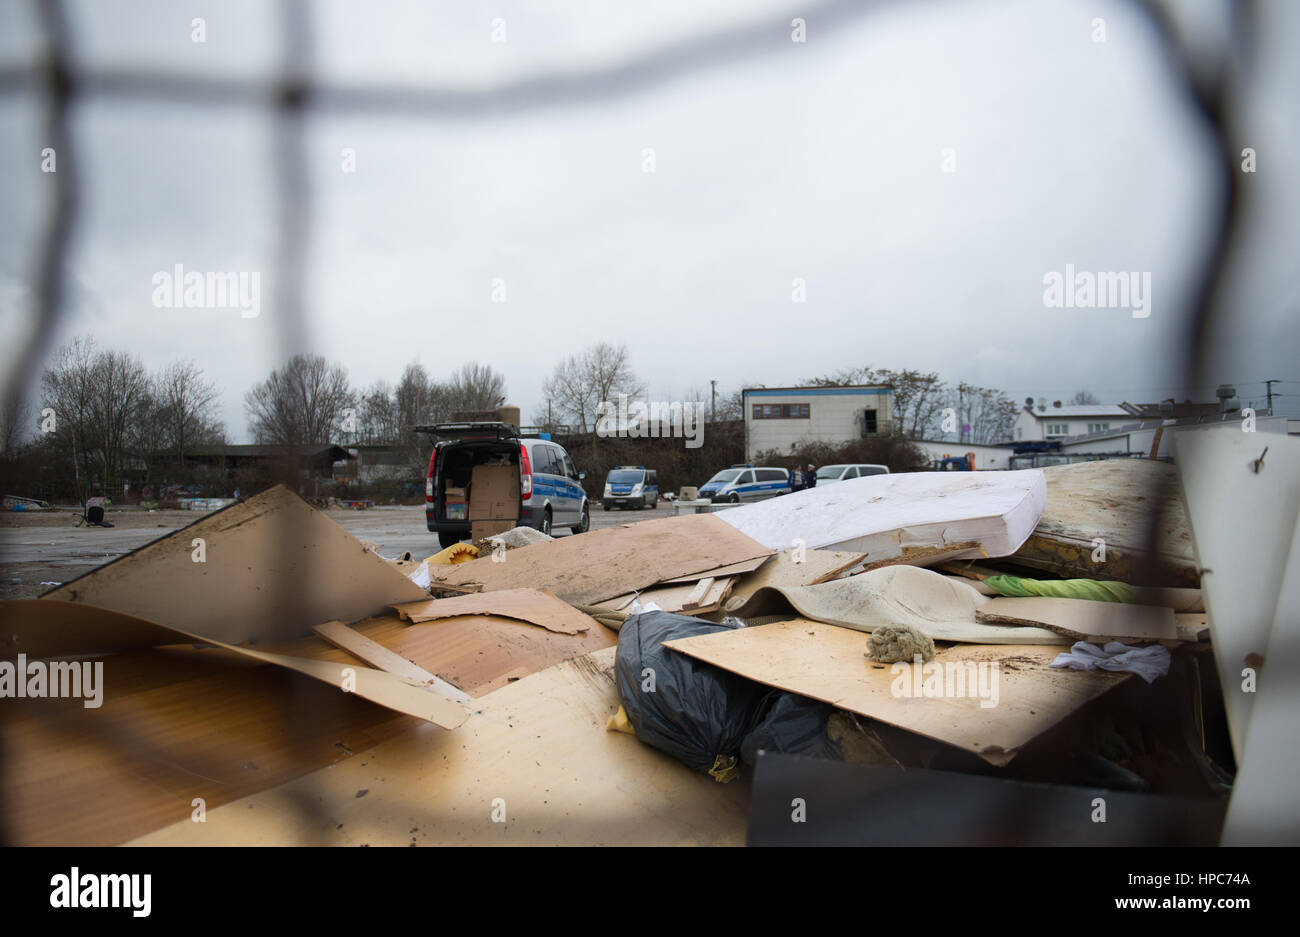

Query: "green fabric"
left=982, top=575, right=1139, bottom=604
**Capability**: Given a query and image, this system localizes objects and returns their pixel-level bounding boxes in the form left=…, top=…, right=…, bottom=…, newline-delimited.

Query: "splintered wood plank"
left=682, top=578, right=714, bottom=609
left=391, top=588, right=598, bottom=635
left=975, top=596, right=1178, bottom=642
left=423, top=513, right=771, bottom=606
left=663, top=618, right=1130, bottom=765
left=313, top=620, right=472, bottom=703
left=265, top=613, right=618, bottom=699
left=595, top=577, right=732, bottom=616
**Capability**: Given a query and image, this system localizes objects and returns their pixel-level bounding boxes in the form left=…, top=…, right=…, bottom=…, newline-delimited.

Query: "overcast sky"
left=1, top=0, right=1297, bottom=443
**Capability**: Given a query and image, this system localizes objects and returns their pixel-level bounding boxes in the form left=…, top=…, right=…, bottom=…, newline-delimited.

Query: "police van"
left=602, top=465, right=658, bottom=510
left=698, top=464, right=791, bottom=503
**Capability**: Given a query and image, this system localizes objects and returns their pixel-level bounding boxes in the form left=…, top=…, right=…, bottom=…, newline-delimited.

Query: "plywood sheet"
left=264, top=612, right=618, bottom=699
left=128, top=648, right=750, bottom=846
left=425, top=512, right=771, bottom=605
left=714, top=470, right=1045, bottom=563
left=726, top=565, right=1068, bottom=645
left=976, top=596, right=1178, bottom=642
left=0, top=642, right=416, bottom=845
left=42, top=485, right=430, bottom=644
left=1, top=599, right=469, bottom=729
left=391, top=588, right=599, bottom=635
left=664, top=619, right=1130, bottom=765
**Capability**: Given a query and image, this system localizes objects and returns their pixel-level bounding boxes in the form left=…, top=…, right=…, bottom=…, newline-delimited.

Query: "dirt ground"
left=0, top=501, right=680, bottom=600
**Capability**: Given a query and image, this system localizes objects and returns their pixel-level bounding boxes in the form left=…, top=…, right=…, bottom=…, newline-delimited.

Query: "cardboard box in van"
left=469, top=464, right=520, bottom=522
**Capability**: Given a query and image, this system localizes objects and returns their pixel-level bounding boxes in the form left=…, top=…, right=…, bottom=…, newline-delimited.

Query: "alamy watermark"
left=1042, top=264, right=1150, bottom=319
left=1, top=655, right=103, bottom=708
left=152, top=264, right=261, bottom=318
left=595, top=394, right=705, bottom=448
left=890, top=655, right=1000, bottom=709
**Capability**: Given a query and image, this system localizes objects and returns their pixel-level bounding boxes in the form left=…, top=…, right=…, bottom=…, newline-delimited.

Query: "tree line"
left=3, top=337, right=1036, bottom=504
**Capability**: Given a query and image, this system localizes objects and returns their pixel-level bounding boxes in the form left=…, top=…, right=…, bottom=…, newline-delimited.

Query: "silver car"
left=815, top=463, right=890, bottom=485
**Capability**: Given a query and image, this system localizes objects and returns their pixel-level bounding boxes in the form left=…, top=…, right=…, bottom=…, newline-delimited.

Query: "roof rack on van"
left=411, top=421, right=520, bottom=441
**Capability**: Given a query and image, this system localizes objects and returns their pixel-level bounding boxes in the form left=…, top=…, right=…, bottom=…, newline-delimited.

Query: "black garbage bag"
left=614, top=610, right=774, bottom=782
left=740, top=692, right=841, bottom=766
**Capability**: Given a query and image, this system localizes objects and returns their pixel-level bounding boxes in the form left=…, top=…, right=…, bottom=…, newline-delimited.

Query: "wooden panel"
left=664, top=618, right=1130, bottom=765
left=129, top=648, right=750, bottom=847
left=313, top=620, right=472, bottom=703
left=265, top=613, right=618, bottom=699
left=0, top=643, right=415, bottom=845
left=42, top=485, right=430, bottom=644
left=424, top=513, right=771, bottom=605
left=1013, top=459, right=1199, bottom=586
left=596, top=577, right=732, bottom=616
left=391, top=588, right=599, bottom=635
left=661, top=555, right=769, bottom=583
left=3, top=600, right=470, bottom=730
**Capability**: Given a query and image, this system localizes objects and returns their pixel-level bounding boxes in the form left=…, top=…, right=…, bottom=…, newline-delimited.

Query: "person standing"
left=805, top=464, right=817, bottom=489
left=789, top=464, right=803, bottom=492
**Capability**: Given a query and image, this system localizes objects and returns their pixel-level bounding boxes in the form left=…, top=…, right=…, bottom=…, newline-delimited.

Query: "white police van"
left=698, top=464, right=791, bottom=503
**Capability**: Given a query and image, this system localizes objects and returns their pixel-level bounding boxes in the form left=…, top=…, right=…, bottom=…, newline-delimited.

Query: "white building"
left=1012, top=404, right=1133, bottom=443
left=743, top=385, right=894, bottom=461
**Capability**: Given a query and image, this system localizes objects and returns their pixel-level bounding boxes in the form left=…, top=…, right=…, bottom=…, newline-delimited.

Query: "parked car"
left=417, top=421, right=589, bottom=548
left=815, top=463, right=890, bottom=484
left=698, top=464, right=791, bottom=503
left=602, top=466, right=659, bottom=510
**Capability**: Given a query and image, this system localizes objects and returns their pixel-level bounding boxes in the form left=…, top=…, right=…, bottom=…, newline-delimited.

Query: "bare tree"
left=1071, top=390, right=1100, bottom=405
left=542, top=353, right=594, bottom=432
left=356, top=379, right=400, bottom=445
left=245, top=353, right=354, bottom=447
left=948, top=382, right=1019, bottom=445
left=156, top=360, right=221, bottom=463
left=88, top=350, right=150, bottom=491
left=542, top=342, right=641, bottom=433
left=40, top=337, right=98, bottom=498
left=444, top=362, right=507, bottom=414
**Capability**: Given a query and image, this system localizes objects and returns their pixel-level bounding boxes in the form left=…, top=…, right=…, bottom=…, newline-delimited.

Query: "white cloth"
left=1050, top=640, right=1171, bottom=684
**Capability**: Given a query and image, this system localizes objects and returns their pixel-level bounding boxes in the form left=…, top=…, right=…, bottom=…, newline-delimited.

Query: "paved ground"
left=0, top=501, right=681, bottom=600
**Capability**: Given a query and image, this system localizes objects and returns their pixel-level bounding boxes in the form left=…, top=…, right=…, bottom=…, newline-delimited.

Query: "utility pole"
left=710, top=380, right=717, bottom=423
left=1264, top=379, right=1280, bottom=414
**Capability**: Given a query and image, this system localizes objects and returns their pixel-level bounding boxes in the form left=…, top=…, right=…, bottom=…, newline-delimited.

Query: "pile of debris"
left=1, top=431, right=1293, bottom=846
